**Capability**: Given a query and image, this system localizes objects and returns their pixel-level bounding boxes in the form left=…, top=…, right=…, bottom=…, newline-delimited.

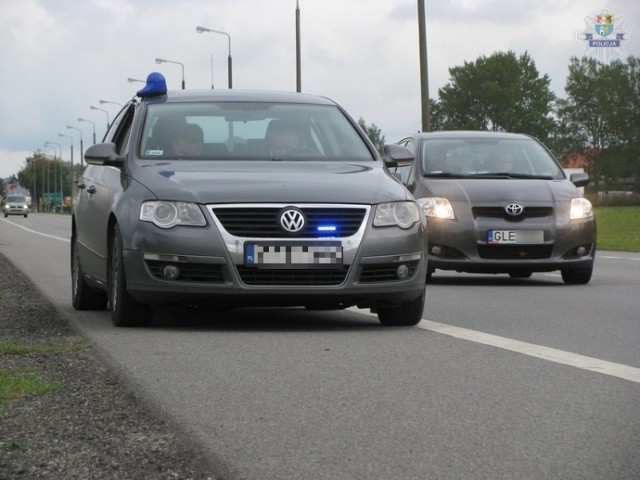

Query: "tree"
left=17, top=152, right=73, bottom=210
left=431, top=51, right=557, bottom=142
left=358, top=117, right=386, bottom=153
left=557, top=56, right=640, bottom=191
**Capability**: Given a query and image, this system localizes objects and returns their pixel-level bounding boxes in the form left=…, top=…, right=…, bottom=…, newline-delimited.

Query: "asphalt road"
left=2, top=213, right=639, bottom=480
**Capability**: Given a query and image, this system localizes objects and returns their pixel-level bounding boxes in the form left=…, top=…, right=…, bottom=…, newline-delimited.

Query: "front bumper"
left=121, top=204, right=427, bottom=308
left=426, top=215, right=596, bottom=274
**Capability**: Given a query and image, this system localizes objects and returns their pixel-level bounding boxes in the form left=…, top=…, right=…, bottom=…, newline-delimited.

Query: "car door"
left=75, top=104, right=135, bottom=283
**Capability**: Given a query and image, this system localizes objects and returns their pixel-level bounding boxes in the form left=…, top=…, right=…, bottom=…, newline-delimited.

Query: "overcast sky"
left=1, top=0, right=638, bottom=179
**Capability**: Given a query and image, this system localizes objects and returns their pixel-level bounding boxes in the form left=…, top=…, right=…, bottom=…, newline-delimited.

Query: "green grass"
left=0, top=369, right=62, bottom=406
left=594, top=206, right=640, bottom=252
left=0, top=337, right=89, bottom=357
left=0, top=338, right=88, bottom=406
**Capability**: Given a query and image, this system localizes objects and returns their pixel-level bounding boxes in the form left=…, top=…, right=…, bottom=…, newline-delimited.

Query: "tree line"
left=431, top=52, right=639, bottom=192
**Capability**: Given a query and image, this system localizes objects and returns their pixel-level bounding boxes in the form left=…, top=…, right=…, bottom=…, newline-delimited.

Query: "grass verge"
left=0, top=338, right=89, bottom=406
left=595, top=206, right=640, bottom=252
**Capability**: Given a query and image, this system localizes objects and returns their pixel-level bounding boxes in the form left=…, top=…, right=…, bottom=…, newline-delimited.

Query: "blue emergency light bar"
left=136, top=72, right=168, bottom=98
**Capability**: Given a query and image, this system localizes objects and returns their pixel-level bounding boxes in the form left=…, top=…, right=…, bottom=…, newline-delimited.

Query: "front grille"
left=359, top=261, right=420, bottom=283
left=212, top=207, right=367, bottom=238
left=477, top=245, right=553, bottom=259
left=236, top=266, right=349, bottom=286
left=146, top=261, right=225, bottom=283
left=472, top=206, right=553, bottom=222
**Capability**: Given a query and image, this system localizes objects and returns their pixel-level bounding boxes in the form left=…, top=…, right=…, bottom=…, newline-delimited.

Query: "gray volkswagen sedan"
left=72, top=73, right=427, bottom=327
left=395, top=131, right=595, bottom=284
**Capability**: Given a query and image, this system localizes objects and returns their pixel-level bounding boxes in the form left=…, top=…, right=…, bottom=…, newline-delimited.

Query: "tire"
left=71, top=232, right=108, bottom=310
left=561, top=266, right=593, bottom=285
left=108, top=224, right=153, bottom=327
left=509, top=270, right=532, bottom=279
left=377, top=290, right=425, bottom=326
left=425, top=268, right=434, bottom=284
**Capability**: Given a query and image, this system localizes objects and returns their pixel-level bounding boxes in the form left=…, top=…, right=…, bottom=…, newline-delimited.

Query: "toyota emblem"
left=505, top=203, right=524, bottom=216
left=280, top=208, right=305, bottom=232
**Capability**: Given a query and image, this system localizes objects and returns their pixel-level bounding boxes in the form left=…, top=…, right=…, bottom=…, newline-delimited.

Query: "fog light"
left=397, top=264, right=410, bottom=279
left=162, top=264, right=181, bottom=280
left=430, top=245, right=442, bottom=256
left=576, top=245, right=587, bottom=256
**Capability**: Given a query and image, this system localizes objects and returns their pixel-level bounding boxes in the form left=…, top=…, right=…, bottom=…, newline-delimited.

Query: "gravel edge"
left=0, top=252, right=219, bottom=479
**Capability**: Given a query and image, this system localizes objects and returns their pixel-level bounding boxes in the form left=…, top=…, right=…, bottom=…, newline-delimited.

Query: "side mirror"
left=382, top=144, right=414, bottom=168
left=570, top=172, right=589, bottom=188
left=84, top=143, right=124, bottom=168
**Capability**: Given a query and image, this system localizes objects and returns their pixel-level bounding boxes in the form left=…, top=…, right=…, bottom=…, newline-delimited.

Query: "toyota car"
left=395, top=131, right=595, bottom=284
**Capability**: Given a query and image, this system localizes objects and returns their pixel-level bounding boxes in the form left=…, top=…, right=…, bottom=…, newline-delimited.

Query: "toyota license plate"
left=487, top=230, right=544, bottom=244
left=245, top=241, right=343, bottom=269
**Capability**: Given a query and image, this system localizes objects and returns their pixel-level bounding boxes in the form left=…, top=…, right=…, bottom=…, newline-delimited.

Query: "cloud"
left=1, top=0, right=639, bottom=179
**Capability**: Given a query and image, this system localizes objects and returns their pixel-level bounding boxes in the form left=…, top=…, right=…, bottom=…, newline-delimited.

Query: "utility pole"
left=296, top=0, right=302, bottom=92
left=418, top=0, right=431, bottom=131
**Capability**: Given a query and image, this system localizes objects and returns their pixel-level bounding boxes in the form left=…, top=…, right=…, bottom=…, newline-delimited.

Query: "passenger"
left=171, top=123, right=204, bottom=157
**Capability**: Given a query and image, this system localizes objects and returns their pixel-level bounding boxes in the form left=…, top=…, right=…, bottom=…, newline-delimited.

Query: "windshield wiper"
left=423, top=172, right=470, bottom=178
left=473, top=172, right=555, bottom=180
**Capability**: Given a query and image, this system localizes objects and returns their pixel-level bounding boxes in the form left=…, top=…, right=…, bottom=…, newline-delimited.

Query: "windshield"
left=420, top=137, right=564, bottom=179
left=139, top=102, right=373, bottom=161
left=7, top=196, right=27, bottom=203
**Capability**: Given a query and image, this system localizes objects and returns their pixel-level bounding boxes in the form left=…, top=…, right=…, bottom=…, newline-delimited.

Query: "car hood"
left=133, top=160, right=409, bottom=204
left=422, top=178, right=580, bottom=205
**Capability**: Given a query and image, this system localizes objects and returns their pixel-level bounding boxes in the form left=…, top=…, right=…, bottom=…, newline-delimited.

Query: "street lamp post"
left=155, top=58, right=185, bottom=89
left=67, top=125, right=84, bottom=168
left=59, top=133, right=74, bottom=207
left=78, top=117, right=96, bottom=144
left=196, top=26, right=233, bottom=89
left=90, top=105, right=110, bottom=131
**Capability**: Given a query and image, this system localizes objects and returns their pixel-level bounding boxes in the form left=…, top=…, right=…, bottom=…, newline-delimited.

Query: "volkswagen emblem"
left=505, top=203, right=524, bottom=216
left=280, top=208, right=305, bottom=232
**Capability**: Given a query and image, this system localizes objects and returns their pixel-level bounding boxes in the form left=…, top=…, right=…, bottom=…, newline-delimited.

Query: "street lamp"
left=90, top=105, right=110, bottom=130
left=99, top=99, right=122, bottom=108
left=78, top=117, right=96, bottom=144
left=196, top=26, right=233, bottom=89
left=127, top=77, right=145, bottom=84
left=66, top=125, right=84, bottom=168
left=59, top=133, right=75, bottom=206
left=44, top=141, right=62, bottom=200
left=155, top=58, right=185, bottom=89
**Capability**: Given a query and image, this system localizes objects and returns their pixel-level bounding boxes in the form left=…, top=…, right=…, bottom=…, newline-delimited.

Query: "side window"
left=106, top=104, right=135, bottom=156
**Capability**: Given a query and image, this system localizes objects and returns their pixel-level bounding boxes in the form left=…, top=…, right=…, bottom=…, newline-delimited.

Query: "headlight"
left=140, top=201, right=206, bottom=228
left=417, top=197, right=455, bottom=219
left=570, top=197, right=593, bottom=220
left=373, top=201, right=420, bottom=229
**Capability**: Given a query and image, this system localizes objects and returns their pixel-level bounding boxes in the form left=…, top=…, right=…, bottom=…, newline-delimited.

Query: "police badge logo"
left=578, top=9, right=631, bottom=62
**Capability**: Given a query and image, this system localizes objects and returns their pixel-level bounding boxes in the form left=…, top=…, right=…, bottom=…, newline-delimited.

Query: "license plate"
left=245, top=241, right=343, bottom=269
left=487, top=230, right=544, bottom=245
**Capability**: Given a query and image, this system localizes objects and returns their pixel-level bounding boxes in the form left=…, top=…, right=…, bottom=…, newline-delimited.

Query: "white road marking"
left=417, top=319, right=640, bottom=384
left=1, top=218, right=69, bottom=243
left=600, top=255, right=640, bottom=261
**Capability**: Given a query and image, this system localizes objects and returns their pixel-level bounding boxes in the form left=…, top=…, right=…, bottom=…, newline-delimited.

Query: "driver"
left=265, top=120, right=303, bottom=157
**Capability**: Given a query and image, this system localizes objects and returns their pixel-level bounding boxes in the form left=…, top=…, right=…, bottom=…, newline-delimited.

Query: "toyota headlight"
left=374, top=201, right=420, bottom=229
left=417, top=197, right=455, bottom=219
left=140, top=201, right=206, bottom=228
left=570, top=197, right=593, bottom=220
